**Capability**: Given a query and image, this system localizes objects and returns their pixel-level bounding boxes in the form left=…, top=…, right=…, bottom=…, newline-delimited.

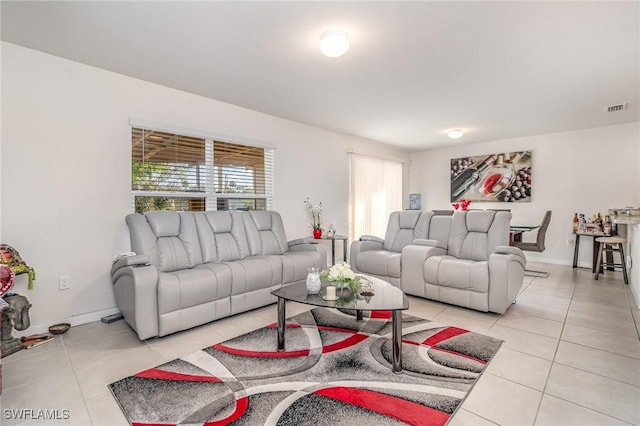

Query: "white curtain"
left=350, top=154, right=403, bottom=241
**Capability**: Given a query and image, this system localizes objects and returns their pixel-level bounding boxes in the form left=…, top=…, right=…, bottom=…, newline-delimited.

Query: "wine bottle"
left=450, top=155, right=497, bottom=201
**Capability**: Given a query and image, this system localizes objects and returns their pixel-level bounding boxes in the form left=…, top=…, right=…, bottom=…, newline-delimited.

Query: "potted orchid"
left=304, top=197, right=323, bottom=238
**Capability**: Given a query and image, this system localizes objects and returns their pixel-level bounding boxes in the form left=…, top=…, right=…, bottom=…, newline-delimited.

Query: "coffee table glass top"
left=271, top=275, right=409, bottom=311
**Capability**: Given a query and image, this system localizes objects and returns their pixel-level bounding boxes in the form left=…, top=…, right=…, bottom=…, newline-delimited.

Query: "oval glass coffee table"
left=271, top=276, right=409, bottom=373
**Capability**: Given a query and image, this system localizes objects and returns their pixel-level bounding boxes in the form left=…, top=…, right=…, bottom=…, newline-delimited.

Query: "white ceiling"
left=2, top=1, right=639, bottom=150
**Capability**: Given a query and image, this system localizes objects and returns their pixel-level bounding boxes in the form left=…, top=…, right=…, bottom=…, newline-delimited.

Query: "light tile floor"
left=2, top=263, right=639, bottom=425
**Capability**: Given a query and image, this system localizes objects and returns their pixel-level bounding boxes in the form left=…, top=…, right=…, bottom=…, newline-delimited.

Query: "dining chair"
left=513, top=210, right=552, bottom=278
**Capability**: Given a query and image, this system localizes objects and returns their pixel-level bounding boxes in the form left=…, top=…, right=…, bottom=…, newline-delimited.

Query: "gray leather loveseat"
left=111, top=210, right=327, bottom=339
left=351, top=210, right=526, bottom=314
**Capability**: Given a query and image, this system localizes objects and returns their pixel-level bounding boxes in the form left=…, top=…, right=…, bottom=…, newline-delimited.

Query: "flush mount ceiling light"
left=319, top=31, right=350, bottom=58
left=447, top=129, right=464, bottom=139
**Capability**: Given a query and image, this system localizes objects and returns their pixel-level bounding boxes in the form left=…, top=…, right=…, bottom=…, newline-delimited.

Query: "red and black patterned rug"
left=109, top=308, right=502, bottom=426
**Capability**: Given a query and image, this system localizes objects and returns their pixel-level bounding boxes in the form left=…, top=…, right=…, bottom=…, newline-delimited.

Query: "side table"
left=322, top=235, right=348, bottom=265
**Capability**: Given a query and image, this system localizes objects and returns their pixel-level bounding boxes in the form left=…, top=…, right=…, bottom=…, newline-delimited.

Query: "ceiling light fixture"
left=319, top=31, right=350, bottom=58
left=447, top=129, right=464, bottom=139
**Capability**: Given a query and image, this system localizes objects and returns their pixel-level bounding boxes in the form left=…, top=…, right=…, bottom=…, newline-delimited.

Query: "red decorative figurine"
left=452, top=199, right=471, bottom=211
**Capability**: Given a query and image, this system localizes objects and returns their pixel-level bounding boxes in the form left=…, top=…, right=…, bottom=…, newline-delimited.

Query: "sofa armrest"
left=400, top=244, right=448, bottom=297
left=359, top=235, right=384, bottom=244
left=288, top=242, right=328, bottom=266
left=349, top=238, right=385, bottom=273
left=111, top=254, right=150, bottom=276
left=412, top=239, right=447, bottom=250
left=111, top=263, right=159, bottom=340
left=488, top=250, right=527, bottom=314
left=494, top=246, right=526, bottom=267
left=288, top=237, right=317, bottom=247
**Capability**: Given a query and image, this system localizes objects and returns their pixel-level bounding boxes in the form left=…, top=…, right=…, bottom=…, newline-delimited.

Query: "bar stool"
left=594, top=236, right=629, bottom=284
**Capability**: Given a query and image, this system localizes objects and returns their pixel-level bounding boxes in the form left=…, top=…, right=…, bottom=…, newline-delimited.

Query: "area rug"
left=109, top=308, right=502, bottom=426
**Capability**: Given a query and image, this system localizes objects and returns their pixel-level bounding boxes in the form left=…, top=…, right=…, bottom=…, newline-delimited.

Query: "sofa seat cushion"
left=281, top=251, right=323, bottom=284
left=424, top=255, right=489, bottom=292
left=222, top=256, right=282, bottom=295
left=354, top=250, right=401, bottom=278
left=158, top=265, right=233, bottom=315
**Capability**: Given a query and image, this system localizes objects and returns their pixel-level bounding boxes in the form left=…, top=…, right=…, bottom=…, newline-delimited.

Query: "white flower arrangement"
left=320, top=262, right=361, bottom=289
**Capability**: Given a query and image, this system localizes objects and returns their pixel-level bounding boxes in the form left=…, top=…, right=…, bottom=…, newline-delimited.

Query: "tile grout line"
left=533, top=268, right=639, bottom=425
left=529, top=271, right=575, bottom=426
left=61, top=333, right=96, bottom=426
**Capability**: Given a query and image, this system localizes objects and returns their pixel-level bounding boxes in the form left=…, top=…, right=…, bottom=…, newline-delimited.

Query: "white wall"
left=629, top=225, right=640, bottom=308
left=1, top=43, right=409, bottom=331
left=410, top=122, right=640, bottom=269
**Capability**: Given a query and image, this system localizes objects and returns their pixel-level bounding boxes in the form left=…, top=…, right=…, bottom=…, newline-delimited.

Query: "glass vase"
left=306, top=267, right=321, bottom=294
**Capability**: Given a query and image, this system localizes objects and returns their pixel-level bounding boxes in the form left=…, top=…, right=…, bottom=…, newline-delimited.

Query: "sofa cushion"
left=243, top=211, right=289, bottom=256
left=194, top=211, right=249, bottom=262
left=281, top=251, right=324, bottom=284
left=354, top=250, right=401, bottom=278
left=147, top=211, right=181, bottom=237
left=383, top=210, right=432, bottom=253
left=466, top=212, right=495, bottom=232
left=127, top=211, right=203, bottom=272
left=428, top=215, right=452, bottom=248
left=157, top=265, right=232, bottom=315
left=448, top=211, right=511, bottom=262
left=424, top=255, right=489, bottom=293
left=223, top=256, right=282, bottom=295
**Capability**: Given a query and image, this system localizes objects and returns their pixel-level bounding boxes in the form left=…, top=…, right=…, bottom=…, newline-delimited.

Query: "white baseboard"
left=523, top=255, right=589, bottom=268
left=14, top=307, right=121, bottom=338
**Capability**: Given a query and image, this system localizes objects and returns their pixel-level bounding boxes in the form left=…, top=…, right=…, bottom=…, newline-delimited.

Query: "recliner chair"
left=350, top=210, right=432, bottom=287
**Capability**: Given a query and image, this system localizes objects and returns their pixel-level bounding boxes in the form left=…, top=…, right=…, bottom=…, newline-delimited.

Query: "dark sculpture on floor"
left=1, top=294, right=32, bottom=357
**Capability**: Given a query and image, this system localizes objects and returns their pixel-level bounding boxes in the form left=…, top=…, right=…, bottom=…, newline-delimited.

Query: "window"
left=349, top=154, right=403, bottom=240
left=132, top=127, right=274, bottom=213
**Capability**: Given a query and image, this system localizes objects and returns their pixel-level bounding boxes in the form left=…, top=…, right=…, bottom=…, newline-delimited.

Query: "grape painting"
left=450, top=151, right=532, bottom=203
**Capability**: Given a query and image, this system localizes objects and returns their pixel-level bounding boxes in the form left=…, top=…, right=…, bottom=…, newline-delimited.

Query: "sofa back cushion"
left=383, top=210, right=432, bottom=253
left=428, top=214, right=453, bottom=248
left=193, top=211, right=249, bottom=262
left=448, top=211, right=511, bottom=261
left=243, top=211, right=289, bottom=255
left=126, top=211, right=203, bottom=272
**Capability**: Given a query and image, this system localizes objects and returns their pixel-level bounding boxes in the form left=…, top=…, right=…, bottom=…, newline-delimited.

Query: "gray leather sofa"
left=402, top=210, right=526, bottom=314
left=111, top=210, right=327, bottom=339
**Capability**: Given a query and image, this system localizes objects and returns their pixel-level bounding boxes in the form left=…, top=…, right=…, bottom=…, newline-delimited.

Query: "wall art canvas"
left=450, top=151, right=532, bottom=203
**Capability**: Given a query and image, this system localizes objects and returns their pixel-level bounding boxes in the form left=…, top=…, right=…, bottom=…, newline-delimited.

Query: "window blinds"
left=132, top=127, right=274, bottom=213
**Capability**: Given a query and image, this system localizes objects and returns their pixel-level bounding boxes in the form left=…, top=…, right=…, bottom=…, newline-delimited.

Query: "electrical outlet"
left=567, top=238, right=574, bottom=246
left=627, top=255, right=632, bottom=269
left=59, top=275, right=71, bottom=290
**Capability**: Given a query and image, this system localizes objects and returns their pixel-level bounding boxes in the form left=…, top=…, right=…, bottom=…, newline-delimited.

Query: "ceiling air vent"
left=605, top=103, right=628, bottom=112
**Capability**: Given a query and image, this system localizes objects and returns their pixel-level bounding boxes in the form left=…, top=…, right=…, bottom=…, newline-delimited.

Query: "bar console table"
left=573, top=231, right=612, bottom=272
